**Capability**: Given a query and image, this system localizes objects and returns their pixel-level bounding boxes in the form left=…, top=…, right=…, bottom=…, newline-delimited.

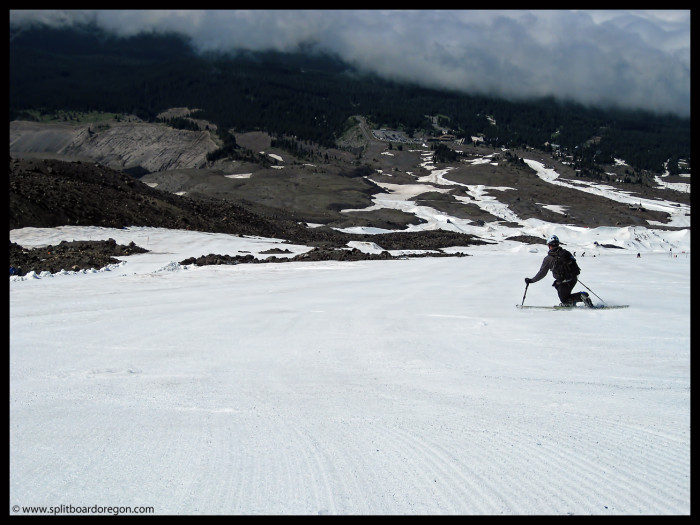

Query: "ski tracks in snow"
left=10, top=233, right=689, bottom=515
left=164, top=369, right=687, bottom=515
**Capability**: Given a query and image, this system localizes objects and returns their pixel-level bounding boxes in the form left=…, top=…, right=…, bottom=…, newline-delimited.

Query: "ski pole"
left=577, top=279, right=606, bottom=304
left=521, top=282, right=529, bottom=306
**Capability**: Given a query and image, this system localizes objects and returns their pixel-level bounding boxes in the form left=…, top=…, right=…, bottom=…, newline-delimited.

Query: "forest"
left=9, top=23, right=690, bottom=176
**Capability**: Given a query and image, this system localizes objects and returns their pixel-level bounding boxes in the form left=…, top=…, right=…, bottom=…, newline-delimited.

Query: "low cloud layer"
left=10, top=10, right=690, bottom=117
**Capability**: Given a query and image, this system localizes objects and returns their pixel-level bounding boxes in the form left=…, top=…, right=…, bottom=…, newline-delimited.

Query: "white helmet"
left=547, top=234, right=560, bottom=246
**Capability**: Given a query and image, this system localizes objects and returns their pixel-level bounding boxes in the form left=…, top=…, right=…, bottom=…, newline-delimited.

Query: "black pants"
left=553, top=279, right=584, bottom=305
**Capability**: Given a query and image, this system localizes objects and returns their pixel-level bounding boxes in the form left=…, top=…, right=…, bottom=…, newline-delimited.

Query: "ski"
left=516, top=304, right=629, bottom=310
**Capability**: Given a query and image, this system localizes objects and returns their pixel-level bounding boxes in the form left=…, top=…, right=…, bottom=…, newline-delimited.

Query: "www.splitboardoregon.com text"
left=12, top=504, right=155, bottom=515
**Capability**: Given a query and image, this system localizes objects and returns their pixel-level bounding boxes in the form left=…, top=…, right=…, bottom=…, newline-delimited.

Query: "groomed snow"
left=10, top=156, right=690, bottom=515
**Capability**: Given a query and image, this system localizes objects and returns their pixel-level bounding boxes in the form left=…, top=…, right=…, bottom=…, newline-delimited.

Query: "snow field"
left=9, top=149, right=690, bottom=515
left=10, top=231, right=689, bottom=515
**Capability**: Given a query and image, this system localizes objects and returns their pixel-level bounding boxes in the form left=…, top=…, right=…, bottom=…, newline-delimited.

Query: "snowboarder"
left=525, top=235, right=593, bottom=307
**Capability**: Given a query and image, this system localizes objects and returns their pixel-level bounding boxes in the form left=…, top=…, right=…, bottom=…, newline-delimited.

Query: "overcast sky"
left=9, top=10, right=690, bottom=117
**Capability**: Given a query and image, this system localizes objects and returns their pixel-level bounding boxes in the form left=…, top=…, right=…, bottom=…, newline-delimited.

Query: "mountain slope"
left=10, top=120, right=218, bottom=173
left=9, top=156, right=286, bottom=237
left=9, top=24, right=690, bottom=175
left=9, top=156, right=492, bottom=275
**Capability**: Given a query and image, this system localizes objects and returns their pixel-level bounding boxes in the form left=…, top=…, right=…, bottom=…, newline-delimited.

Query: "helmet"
left=547, top=234, right=560, bottom=246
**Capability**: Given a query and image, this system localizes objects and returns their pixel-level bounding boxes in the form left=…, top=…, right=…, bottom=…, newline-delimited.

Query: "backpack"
left=552, top=248, right=581, bottom=281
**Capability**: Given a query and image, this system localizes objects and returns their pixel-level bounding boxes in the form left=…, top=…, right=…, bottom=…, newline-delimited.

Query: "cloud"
left=9, top=9, right=690, bottom=117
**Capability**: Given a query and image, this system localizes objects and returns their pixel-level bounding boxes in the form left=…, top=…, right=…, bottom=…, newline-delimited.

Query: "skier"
left=525, top=235, right=593, bottom=307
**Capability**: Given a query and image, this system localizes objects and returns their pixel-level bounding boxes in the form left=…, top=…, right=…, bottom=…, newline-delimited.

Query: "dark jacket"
left=530, top=245, right=573, bottom=283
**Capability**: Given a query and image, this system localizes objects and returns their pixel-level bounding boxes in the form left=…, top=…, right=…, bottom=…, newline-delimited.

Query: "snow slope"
left=10, top=157, right=690, bottom=515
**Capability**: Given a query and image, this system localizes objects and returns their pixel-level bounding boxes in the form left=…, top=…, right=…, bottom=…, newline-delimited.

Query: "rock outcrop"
left=10, top=120, right=219, bottom=173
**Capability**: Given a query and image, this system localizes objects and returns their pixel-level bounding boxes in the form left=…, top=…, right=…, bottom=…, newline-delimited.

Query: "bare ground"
left=9, top=119, right=689, bottom=275
left=9, top=156, right=489, bottom=275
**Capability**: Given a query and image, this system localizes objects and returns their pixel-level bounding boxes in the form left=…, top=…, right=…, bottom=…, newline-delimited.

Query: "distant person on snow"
left=525, top=235, right=593, bottom=307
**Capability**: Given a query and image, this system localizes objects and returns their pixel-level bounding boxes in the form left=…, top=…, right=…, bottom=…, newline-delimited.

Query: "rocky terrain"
left=9, top=115, right=689, bottom=276
left=8, top=155, right=491, bottom=276
left=10, top=119, right=218, bottom=173
left=9, top=237, right=148, bottom=277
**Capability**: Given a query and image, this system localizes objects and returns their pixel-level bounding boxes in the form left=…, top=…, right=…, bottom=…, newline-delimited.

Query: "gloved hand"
left=525, top=278, right=532, bottom=284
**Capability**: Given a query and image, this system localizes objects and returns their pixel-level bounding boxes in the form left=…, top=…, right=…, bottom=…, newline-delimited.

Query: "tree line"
left=9, top=23, right=690, bottom=177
